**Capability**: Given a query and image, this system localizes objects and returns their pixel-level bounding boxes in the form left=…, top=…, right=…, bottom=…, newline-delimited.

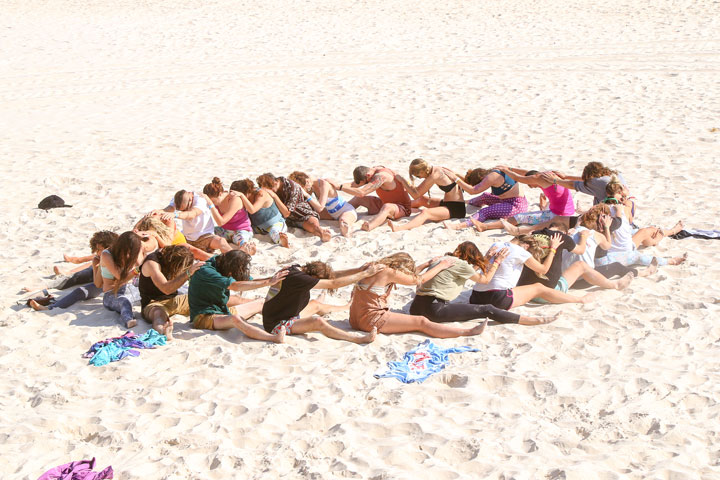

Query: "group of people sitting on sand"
left=25, top=160, right=686, bottom=345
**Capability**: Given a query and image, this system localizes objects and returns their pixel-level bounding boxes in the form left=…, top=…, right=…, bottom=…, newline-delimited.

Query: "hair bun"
left=212, top=177, right=222, bottom=184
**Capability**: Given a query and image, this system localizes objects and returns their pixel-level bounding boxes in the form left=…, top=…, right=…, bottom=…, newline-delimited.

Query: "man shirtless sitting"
left=335, top=166, right=413, bottom=232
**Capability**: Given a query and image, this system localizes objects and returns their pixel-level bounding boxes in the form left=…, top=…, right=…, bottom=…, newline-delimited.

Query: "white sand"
left=2, top=0, right=720, bottom=478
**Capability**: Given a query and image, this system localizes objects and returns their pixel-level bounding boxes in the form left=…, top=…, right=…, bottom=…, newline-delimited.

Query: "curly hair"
left=89, top=230, right=118, bottom=253
left=582, top=162, right=616, bottom=185
left=579, top=203, right=611, bottom=229
left=157, top=245, right=194, bottom=281
left=447, top=241, right=488, bottom=273
left=215, top=250, right=251, bottom=281
left=377, top=252, right=416, bottom=276
left=302, top=261, right=335, bottom=279
left=288, top=171, right=311, bottom=189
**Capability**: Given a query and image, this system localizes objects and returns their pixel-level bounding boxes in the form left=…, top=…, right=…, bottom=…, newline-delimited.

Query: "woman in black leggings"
left=409, top=242, right=558, bottom=326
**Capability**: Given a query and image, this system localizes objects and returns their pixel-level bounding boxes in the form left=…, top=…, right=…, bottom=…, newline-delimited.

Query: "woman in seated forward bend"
left=409, top=241, right=557, bottom=326
left=231, top=178, right=291, bottom=248
left=349, top=253, right=489, bottom=338
left=387, top=158, right=467, bottom=232
left=202, top=177, right=257, bottom=255
left=443, top=167, right=528, bottom=230
left=99, top=231, right=146, bottom=328
left=288, top=171, right=358, bottom=237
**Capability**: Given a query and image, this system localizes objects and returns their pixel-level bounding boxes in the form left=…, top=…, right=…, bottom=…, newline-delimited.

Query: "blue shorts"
left=531, top=276, right=569, bottom=304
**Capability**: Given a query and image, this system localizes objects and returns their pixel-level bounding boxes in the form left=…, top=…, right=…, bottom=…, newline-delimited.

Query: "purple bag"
left=37, top=458, right=113, bottom=480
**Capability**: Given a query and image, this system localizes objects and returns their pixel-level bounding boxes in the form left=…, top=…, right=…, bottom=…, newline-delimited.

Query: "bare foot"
left=240, top=242, right=257, bottom=255
left=664, top=220, right=684, bottom=236
left=615, top=272, right=634, bottom=290
left=387, top=219, right=398, bottom=232
left=500, top=218, right=520, bottom=236
left=29, top=299, right=49, bottom=311
left=521, top=312, right=560, bottom=325
left=279, top=233, right=290, bottom=248
left=126, top=318, right=138, bottom=329
left=319, top=228, right=332, bottom=242
left=53, top=266, right=65, bottom=276
left=639, top=257, right=659, bottom=277
left=273, top=326, right=286, bottom=344
left=339, top=220, right=351, bottom=237
left=580, top=291, right=601, bottom=304
left=443, top=220, right=463, bottom=230
left=357, top=326, right=377, bottom=344
left=63, top=254, right=84, bottom=264
left=467, top=319, right=489, bottom=336
left=361, top=221, right=370, bottom=231
left=22, top=286, right=33, bottom=293
left=470, top=217, right=487, bottom=233
left=164, top=320, right=174, bottom=341
left=669, top=252, right=688, bottom=266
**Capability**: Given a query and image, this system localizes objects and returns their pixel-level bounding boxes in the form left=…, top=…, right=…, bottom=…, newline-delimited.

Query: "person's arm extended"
left=415, top=258, right=455, bottom=285
left=204, top=194, right=241, bottom=227
left=540, top=171, right=576, bottom=190
left=235, top=191, right=263, bottom=215
left=229, top=269, right=289, bottom=292
left=470, top=247, right=509, bottom=284
left=299, top=185, right=324, bottom=213
left=395, top=174, right=432, bottom=200
left=314, top=264, right=386, bottom=289
left=447, top=170, right=498, bottom=195
left=176, top=207, right=202, bottom=220
left=523, top=233, right=562, bottom=275
left=143, top=260, right=204, bottom=295
left=338, top=172, right=388, bottom=197
left=499, top=167, right=549, bottom=188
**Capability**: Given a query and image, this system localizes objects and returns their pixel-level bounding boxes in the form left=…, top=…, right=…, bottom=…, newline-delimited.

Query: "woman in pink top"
left=202, top=177, right=257, bottom=255
left=471, top=166, right=575, bottom=233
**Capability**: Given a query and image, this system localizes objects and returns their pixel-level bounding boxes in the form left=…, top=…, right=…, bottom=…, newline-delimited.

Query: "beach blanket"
left=37, top=457, right=113, bottom=480
left=670, top=228, right=720, bottom=240
left=374, top=339, right=479, bottom=383
left=83, top=329, right=166, bottom=367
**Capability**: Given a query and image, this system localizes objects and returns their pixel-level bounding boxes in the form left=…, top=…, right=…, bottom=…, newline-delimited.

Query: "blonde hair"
left=409, top=158, right=432, bottom=185
left=136, top=215, right=173, bottom=245
left=378, top=252, right=416, bottom=276
left=516, top=234, right=545, bottom=262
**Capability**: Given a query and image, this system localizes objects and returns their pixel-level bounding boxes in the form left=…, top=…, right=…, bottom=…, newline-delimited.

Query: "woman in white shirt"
left=470, top=234, right=598, bottom=310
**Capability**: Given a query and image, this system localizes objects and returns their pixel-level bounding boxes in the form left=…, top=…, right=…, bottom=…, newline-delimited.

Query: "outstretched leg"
left=303, top=217, right=332, bottom=242
left=388, top=207, right=450, bottom=232
left=291, top=315, right=376, bottom=343
left=212, top=314, right=285, bottom=343
left=362, top=203, right=401, bottom=232
left=378, top=311, right=487, bottom=338
left=510, top=283, right=599, bottom=308
left=561, top=261, right=634, bottom=291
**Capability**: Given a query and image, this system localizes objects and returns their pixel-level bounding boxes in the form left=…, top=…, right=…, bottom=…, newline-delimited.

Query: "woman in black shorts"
left=387, top=158, right=467, bottom=232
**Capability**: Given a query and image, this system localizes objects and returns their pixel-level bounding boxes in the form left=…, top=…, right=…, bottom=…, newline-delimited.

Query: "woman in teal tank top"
left=230, top=179, right=290, bottom=248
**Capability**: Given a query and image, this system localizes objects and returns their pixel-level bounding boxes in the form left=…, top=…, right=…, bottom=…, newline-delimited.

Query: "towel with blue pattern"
left=374, top=339, right=479, bottom=383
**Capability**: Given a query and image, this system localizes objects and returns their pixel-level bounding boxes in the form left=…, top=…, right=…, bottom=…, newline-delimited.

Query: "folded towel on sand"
left=374, top=339, right=479, bottom=383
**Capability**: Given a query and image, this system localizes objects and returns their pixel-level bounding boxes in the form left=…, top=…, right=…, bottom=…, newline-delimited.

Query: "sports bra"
left=100, top=249, right=116, bottom=279
left=490, top=170, right=516, bottom=196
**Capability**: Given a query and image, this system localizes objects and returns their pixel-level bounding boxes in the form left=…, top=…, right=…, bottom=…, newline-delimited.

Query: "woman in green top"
left=188, top=250, right=288, bottom=343
left=409, top=242, right=557, bottom=326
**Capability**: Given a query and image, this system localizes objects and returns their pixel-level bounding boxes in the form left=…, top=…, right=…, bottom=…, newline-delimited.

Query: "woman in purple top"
left=470, top=166, right=575, bottom=233
left=202, top=177, right=256, bottom=255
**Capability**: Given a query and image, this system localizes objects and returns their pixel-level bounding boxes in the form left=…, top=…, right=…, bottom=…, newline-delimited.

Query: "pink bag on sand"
left=37, top=457, right=113, bottom=480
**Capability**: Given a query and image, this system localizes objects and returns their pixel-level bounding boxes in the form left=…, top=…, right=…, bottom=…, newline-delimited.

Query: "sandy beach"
left=1, top=0, right=720, bottom=478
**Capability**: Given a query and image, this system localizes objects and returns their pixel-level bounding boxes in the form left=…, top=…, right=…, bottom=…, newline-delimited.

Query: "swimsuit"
left=440, top=201, right=466, bottom=219
left=325, top=195, right=355, bottom=220
left=490, top=170, right=516, bottom=196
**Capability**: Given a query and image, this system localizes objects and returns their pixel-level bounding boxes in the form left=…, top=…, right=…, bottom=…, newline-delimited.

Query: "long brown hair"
left=230, top=179, right=257, bottom=200
left=288, top=171, right=310, bottom=189
left=579, top=203, right=611, bottom=229
left=257, top=173, right=278, bottom=189
left=110, top=231, right=142, bottom=293
left=447, top=241, right=489, bottom=273
left=157, top=245, right=194, bottom=280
